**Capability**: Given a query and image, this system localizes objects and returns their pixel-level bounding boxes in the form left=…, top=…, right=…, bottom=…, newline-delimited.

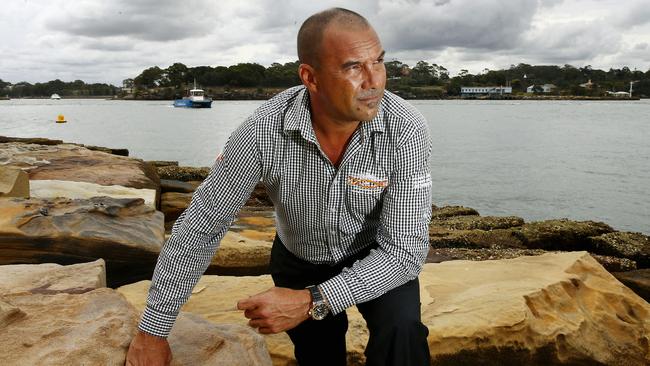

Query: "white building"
left=460, top=86, right=512, bottom=97
left=526, top=84, right=556, bottom=93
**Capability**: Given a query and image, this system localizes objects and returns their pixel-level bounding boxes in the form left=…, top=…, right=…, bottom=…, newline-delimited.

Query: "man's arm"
left=320, top=122, right=433, bottom=315
left=129, top=118, right=262, bottom=349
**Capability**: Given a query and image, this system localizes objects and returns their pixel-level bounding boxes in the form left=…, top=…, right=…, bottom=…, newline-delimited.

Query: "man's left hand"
left=237, top=287, right=311, bottom=334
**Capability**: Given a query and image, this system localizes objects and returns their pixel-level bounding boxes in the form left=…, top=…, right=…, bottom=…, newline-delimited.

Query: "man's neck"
left=311, top=113, right=360, bottom=168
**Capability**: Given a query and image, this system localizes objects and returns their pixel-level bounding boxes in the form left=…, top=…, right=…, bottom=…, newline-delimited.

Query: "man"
left=127, top=7, right=432, bottom=366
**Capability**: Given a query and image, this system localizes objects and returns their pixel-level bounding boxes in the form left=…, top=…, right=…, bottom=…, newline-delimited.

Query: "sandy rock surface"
left=0, top=166, right=29, bottom=198
left=0, top=196, right=164, bottom=287
left=119, top=251, right=650, bottom=365
left=0, top=259, right=106, bottom=295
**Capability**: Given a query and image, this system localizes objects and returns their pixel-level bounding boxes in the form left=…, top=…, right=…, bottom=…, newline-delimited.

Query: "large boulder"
left=0, top=288, right=272, bottom=365
left=0, top=259, right=106, bottom=295
left=118, top=252, right=650, bottom=365
left=0, top=166, right=29, bottom=198
left=0, top=196, right=164, bottom=287
left=118, top=276, right=299, bottom=366
left=422, top=252, right=649, bottom=365
left=0, top=142, right=159, bottom=207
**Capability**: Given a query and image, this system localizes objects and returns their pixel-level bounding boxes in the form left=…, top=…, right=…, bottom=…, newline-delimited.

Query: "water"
left=1, top=98, right=648, bottom=234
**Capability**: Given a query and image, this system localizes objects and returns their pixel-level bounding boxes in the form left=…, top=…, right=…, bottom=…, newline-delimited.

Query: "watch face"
left=312, top=304, right=329, bottom=320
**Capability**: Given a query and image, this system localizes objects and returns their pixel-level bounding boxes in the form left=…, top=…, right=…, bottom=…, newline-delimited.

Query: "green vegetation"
left=2, top=61, right=649, bottom=99
left=0, top=79, right=117, bottom=98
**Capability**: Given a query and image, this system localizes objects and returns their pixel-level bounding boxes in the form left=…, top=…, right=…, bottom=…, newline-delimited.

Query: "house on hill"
left=526, top=84, right=556, bottom=93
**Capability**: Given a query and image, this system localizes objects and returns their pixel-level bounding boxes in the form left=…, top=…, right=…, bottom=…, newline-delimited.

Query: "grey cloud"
left=376, top=0, right=540, bottom=52
left=614, top=1, right=650, bottom=28
left=44, top=0, right=216, bottom=42
left=519, top=19, right=623, bottom=64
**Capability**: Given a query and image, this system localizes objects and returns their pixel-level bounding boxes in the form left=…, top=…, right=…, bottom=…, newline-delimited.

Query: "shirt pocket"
left=344, top=173, right=387, bottom=222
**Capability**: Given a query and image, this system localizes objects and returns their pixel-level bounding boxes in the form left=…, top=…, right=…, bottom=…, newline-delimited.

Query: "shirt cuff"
left=319, top=274, right=356, bottom=315
left=138, top=306, right=179, bottom=338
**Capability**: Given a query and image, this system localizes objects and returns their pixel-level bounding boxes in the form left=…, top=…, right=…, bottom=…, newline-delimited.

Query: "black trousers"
left=269, top=236, right=431, bottom=366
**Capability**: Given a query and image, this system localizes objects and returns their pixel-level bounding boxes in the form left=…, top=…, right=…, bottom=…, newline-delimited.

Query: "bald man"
left=127, top=8, right=432, bottom=366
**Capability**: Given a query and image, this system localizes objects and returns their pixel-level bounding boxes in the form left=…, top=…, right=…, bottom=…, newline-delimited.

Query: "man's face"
left=312, top=25, right=386, bottom=124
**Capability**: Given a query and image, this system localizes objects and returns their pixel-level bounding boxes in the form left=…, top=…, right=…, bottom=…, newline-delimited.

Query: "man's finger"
left=237, top=298, right=256, bottom=310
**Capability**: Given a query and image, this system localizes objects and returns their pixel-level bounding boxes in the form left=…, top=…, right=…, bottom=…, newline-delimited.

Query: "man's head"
left=297, top=8, right=386, bottom=124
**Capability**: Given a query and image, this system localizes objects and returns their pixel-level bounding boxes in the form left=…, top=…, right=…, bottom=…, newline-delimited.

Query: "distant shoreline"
left=4, top=95, right=643, bottom=101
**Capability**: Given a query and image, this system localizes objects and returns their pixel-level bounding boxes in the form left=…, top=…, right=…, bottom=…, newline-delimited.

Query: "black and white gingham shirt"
left=139, top=85, right=433, bottom=337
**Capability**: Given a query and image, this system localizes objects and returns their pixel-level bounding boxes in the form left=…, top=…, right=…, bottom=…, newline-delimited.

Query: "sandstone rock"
left=613, top=269, right=650, bottom=303
left=422, top=252, right=650, bottom=365
left=426, top=247, right=637, bottom=273
left=430, top=215, right=524, bottom=231
left=0, top=135, right=128, bottom=156
left=119, top=252, right=650, bottom=365
left=161, top=191, right=193, bottom=221
left=0, top=196, right=164, bottom=287
left=0, top=288, right=271, bottom=365
left=0, top=298, right=25, bottom=327
left=431, top=205, right=480, bottom=219
left=429, top=226, right=526, bottom=249
left=0, top=142, right=159, bottom=204
left=516, top=219, right=614, bottom=250
left=118, top=276, right=303, bottom=366
left=245, top=182, right=273, bottom=207
left=0, top=288, right=138, bottom=365
left=0, top=166, right=29, bottom=198
left=157, top=165, right=210, bottom=181
left=161, top=179, right=196, bottom=193
left=147, top=160, right=179, bottom=168
left=30, top=179, right=157, bottom=208
left=0, top=259, right=106, bottom=295
left=588, top=232, right=650, bottom=268
left=170, top=313, right=272, bottom=365
left=209, top=232, right=271, bottom=276
left=589, top=253, right=638, bottom=272
left=430, top=219, right=615, bottom=252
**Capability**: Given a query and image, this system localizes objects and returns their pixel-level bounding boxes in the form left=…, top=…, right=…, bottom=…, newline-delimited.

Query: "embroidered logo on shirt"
left=346, top=173, right=388, bottom=194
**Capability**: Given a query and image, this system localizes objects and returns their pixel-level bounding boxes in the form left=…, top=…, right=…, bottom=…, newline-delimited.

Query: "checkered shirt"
left=139, top=85, right=433, bottom=337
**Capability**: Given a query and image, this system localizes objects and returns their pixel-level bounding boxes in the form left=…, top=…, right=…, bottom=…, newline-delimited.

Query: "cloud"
left=376, top=0, right=540, bottom=51
left=44, top=0, right=217, bottom=42
left=1, top=0, right=649, bottom=85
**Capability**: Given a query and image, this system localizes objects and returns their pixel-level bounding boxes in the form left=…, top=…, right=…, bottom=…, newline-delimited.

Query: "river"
left=1, top=97, right=648, bottom=234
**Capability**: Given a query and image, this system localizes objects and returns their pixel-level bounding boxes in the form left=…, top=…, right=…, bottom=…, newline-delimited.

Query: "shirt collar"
left=283, top=87, right=316, bottom=143
left=283, top=86, right=386, bottom=142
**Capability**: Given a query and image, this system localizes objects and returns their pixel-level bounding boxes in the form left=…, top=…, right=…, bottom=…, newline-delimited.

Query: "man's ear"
left=298, top=64, right=318, bottom=93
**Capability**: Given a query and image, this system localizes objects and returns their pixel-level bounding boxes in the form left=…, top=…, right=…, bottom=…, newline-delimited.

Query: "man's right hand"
left=125, top=330, right=172, bottom=366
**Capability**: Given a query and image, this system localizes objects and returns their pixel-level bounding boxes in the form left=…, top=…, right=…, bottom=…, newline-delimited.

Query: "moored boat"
left=50, top=93, right=61, bottom=100
left=173, top=81, right=212, bottom=108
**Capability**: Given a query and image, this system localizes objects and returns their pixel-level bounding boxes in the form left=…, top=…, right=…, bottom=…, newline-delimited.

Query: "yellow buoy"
left=56, top=114, right=67, bottom=123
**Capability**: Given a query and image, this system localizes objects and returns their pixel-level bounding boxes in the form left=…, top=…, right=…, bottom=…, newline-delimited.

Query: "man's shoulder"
left=250, top=85, right=306, bottom=123
left=380, top=90, right=428, bottom=132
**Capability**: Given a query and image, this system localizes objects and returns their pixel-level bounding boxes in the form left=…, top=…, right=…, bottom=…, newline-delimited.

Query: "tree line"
left=0, top=79, right=117, bottom=98
left=2, top=61, right=650, bottom=98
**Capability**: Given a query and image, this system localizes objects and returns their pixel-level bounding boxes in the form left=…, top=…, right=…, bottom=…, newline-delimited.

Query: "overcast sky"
left=1, top=0, right=649, bottom=85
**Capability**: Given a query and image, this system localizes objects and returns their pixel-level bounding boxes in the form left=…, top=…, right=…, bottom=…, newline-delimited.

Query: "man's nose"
left=362, top=63, right=383, bottom=89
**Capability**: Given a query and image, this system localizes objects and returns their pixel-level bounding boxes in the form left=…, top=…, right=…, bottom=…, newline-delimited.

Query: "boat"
left=173, top=81, right=212, bottom=108
left=50, top=93, right=61, bottom=100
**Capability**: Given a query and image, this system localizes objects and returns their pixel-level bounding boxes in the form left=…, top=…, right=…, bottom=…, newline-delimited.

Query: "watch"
left=306, top=285, right=329, bottom=320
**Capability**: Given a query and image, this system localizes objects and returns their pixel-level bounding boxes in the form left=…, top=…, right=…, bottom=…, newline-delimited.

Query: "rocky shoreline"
left=1, top=135, right=649, bottom=365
